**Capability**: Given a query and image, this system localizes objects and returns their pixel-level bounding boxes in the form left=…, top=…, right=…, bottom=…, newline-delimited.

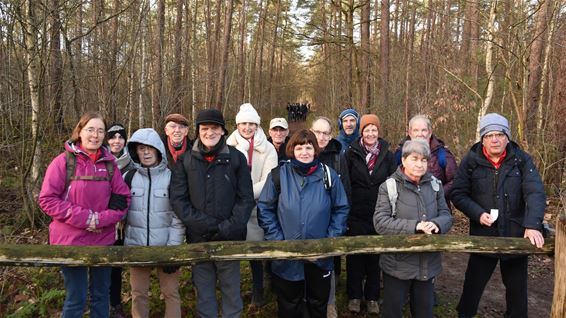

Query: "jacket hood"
left=468, top=140, right=520, bottom=165
left=127, top=128, right=168, bottom=169
left=391, top=165, right=434, bottom=185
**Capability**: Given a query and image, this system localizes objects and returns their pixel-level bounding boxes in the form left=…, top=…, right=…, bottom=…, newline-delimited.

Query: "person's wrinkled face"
left=164, top=122, right=189, bottom=145
left=342, top=116, right=357, bottom=135
left=293, top=143, right=315, bottom=164
left=136, top=144, right=159, bottom=167
left=269, top=127, right=289, bottom=145
left=362, top=124, right=379, bottom=147
left=80, top=118, right=105, bottom=154
left=237, top=122, right=258, bottom=140
left=402, top=153, right=428, bottom=181
left=199, top=123, right=225, bottom=150
left=482, top=132, right=509, bottom=158
left=311, top=119, right=332, bottom=149
left=108, top=133, right=126, bottom=155
left=408, top=119, right=432, bottom=141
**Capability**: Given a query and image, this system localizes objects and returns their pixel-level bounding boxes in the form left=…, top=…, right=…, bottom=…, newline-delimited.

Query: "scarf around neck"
left=360, top=138, right=381, bottom=173
left=291, top=158, right=320, bottom=176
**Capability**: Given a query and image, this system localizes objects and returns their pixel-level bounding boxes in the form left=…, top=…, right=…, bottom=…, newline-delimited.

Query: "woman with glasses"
left=39, top=111, right=131, bottom=318
left=344, top=114, right=396, bottom=315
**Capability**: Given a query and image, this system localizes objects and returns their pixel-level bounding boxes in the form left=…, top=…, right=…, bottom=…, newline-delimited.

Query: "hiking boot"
left=348, top=299, right=361, bottom=313
left=109, top=304, right=126, bottom=318
left=367, top=300, right=380, bottom=315
left=327, top=303, right=337, bottom=318
left=251, top=287, right=265, bottom=307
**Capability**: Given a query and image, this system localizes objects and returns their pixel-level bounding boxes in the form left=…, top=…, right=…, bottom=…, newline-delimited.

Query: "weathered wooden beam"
left=551, top=218, right=566, bottom=317
left=0, top=235, right=553, bottom=267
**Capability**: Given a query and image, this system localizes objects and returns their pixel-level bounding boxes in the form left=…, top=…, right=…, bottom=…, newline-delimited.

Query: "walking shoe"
left=348, top=299, right=361, bottom=313
left=109, top=304, right=126, bottom=318
left=327, top=303, right=337, bottom=318
left=367, top=300, right=380, bottom=315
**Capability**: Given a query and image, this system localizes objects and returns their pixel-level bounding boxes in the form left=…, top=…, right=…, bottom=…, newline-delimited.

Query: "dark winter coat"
left=319, top=138, right=351, bottom=200
left=162, top=136, right=191, bottom=170
left=257, top=162, right=349, bottom=281
left=267, top=136, right=289, bottom=162
left=169, top=139, right=255, bottom=243
left=345, top=138, right=397, bottom=235
left=451, top=141, right=546, bottom=238
left=374, top=168, right=453, bottom=281
left=394, top=134, right=458, bottom=200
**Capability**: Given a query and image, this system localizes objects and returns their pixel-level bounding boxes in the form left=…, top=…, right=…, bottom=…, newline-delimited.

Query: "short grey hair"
left=402, top=139, right=431, bottom=159
left=408, top=114, right=432, bottom=131
left=312, top=116, right=334, bottom=133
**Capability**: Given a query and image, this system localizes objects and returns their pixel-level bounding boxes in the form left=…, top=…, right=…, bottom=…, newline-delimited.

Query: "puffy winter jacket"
left=451, top=141, right=546, bottom=238
left=257, top=162, right=349, bottom=281
left=39, top=142, right=131, bottom=246
left=227, top=127, right=278, bottom=241
left=345, top=138, right=396, bottom=235
left=374, top=168, right=453, bottom=281
left=319, top=138, right=351, bottom=200
left=169, top=138, right=255, bottom=243
left=123, top=128, right=185, bottom=247
left=394, top=134, right=458, bottom=200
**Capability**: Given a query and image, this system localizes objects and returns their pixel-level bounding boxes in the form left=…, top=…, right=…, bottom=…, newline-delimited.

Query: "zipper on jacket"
left=146, top=168, right=152, bottom=246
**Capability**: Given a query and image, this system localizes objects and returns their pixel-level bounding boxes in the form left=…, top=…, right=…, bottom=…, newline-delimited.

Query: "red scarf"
left=247, top=136, right=255, bottom=169
left=168, top=138, right=187, bottom=163
left=483, top=147, right=507, bottom=169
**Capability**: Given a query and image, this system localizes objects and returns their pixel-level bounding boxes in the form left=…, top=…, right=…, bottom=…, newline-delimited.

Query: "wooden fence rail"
left=0, top=234, right=553, bottom=267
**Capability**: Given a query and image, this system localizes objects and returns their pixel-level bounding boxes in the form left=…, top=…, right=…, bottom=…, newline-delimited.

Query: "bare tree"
left=214, top=0, right=234, bottom=110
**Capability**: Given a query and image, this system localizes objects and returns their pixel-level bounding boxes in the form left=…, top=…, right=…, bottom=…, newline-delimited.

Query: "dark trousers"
left=382, top=272, right=434, bottom=318
left=346, top=254, right=380, bottom=300
left=250, top=260, right=264, bottom=291
left=109, top=237, right=123, bottom=307
left=457, top=254, right=528, bottom=318
left=272, top=263, right=331, bottom=318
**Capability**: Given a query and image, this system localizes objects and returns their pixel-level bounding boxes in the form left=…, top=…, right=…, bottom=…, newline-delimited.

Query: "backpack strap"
left=438, top=147, right=446, bottom=170
left=321, top=163, right=332, bottom=191
left=65, top=151, right=76, bottom=191
left=385, top=178, right=398, bottom=217
left=395, top=149, right=402, bottom=166
left=271, top=165, right=282, bottom=194
left=123, top=169, right=137, bottom=189
left=431, top=175, right=441, bottom=192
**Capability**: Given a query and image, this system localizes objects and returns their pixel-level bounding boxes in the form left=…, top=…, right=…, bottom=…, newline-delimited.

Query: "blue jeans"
left=192, top=261, right=242, bottom=318
left=61, top=266, right=112, bottom=318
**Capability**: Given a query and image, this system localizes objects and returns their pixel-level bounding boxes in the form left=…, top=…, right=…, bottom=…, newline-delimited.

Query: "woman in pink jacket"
left=39, top=111, right=131, bottom=318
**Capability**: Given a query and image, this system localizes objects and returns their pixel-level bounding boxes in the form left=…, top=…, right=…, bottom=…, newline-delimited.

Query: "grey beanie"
left=479, top=113, right=511, bottom=138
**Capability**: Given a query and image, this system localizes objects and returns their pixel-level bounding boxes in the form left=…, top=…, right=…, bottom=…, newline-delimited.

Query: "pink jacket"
left=39, top=141, right=131, bottom=246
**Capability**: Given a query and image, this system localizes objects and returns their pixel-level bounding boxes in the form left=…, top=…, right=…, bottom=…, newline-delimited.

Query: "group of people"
left=287, top=102, right=310, bottom=122
left=38, top=104, right=546, bottom=318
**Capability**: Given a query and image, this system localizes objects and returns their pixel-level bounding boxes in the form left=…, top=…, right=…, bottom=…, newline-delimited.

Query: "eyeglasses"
left=83, top=127, right=105, bottom=135
left=483, top=132, right=506, bottom=140
left=312, top=130, right=331, bottom=139
left=166, top=123, right=188, bottom=130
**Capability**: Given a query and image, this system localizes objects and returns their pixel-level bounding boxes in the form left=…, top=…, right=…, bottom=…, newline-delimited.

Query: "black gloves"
left=108, top=193, right=128, bottom=210
left=162, top=266, right=180, bottom=274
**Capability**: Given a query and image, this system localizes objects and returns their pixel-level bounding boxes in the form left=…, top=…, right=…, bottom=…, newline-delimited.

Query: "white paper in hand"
left=490, top=209, right=499, bottom=222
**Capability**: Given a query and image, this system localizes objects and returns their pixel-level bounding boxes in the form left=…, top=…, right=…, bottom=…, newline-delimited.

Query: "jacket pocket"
left=153, top=189, right=171, bottom=213
left=129, top=187, right=145, bottom=211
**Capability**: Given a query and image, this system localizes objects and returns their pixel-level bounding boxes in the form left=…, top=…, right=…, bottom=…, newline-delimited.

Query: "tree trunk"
left=238, top=0, right=247, bottom=102
left=0, top=235, right=553, bottom=267
left=213, top=0, right=234, bottom=111
left=172, top=0, right=184, bottom=113
left=380, top=0, right=390, bottom=112
left=360, top=0, right=370, bottom=112
left=48, top=0, right=64, bottom=131
left=152, top=0, right=165, bottom=128
left=476, top=1, right=497, bottom=141
left=268, top=0, right=282, bottom=116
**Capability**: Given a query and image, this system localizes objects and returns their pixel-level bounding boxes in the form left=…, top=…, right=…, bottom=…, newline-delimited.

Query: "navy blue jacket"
left=258, top=162, right=349, bottom=281
left=451, top=141, right=545, bottom=238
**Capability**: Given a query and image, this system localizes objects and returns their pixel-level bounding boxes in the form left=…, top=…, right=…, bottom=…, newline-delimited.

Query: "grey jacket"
left=374, top=167, right=452, bottom=281
left=124, top=128, right=185, bottom=247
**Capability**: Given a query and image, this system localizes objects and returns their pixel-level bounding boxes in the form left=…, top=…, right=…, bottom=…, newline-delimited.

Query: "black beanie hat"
left=106, top=123, right=127, bottom=143
left=195, top=109, right=227, bottom=134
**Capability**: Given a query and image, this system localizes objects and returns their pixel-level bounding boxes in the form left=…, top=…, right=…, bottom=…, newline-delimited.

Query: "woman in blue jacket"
left=258, top=129, right=349, bottom=318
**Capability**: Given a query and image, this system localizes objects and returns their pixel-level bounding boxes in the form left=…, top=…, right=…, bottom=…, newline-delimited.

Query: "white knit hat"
left=236, top=103, right=261, bottom=125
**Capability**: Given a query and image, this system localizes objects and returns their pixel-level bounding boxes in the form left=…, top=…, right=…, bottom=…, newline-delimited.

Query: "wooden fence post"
left=551, top=213, right=566, bottom=317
